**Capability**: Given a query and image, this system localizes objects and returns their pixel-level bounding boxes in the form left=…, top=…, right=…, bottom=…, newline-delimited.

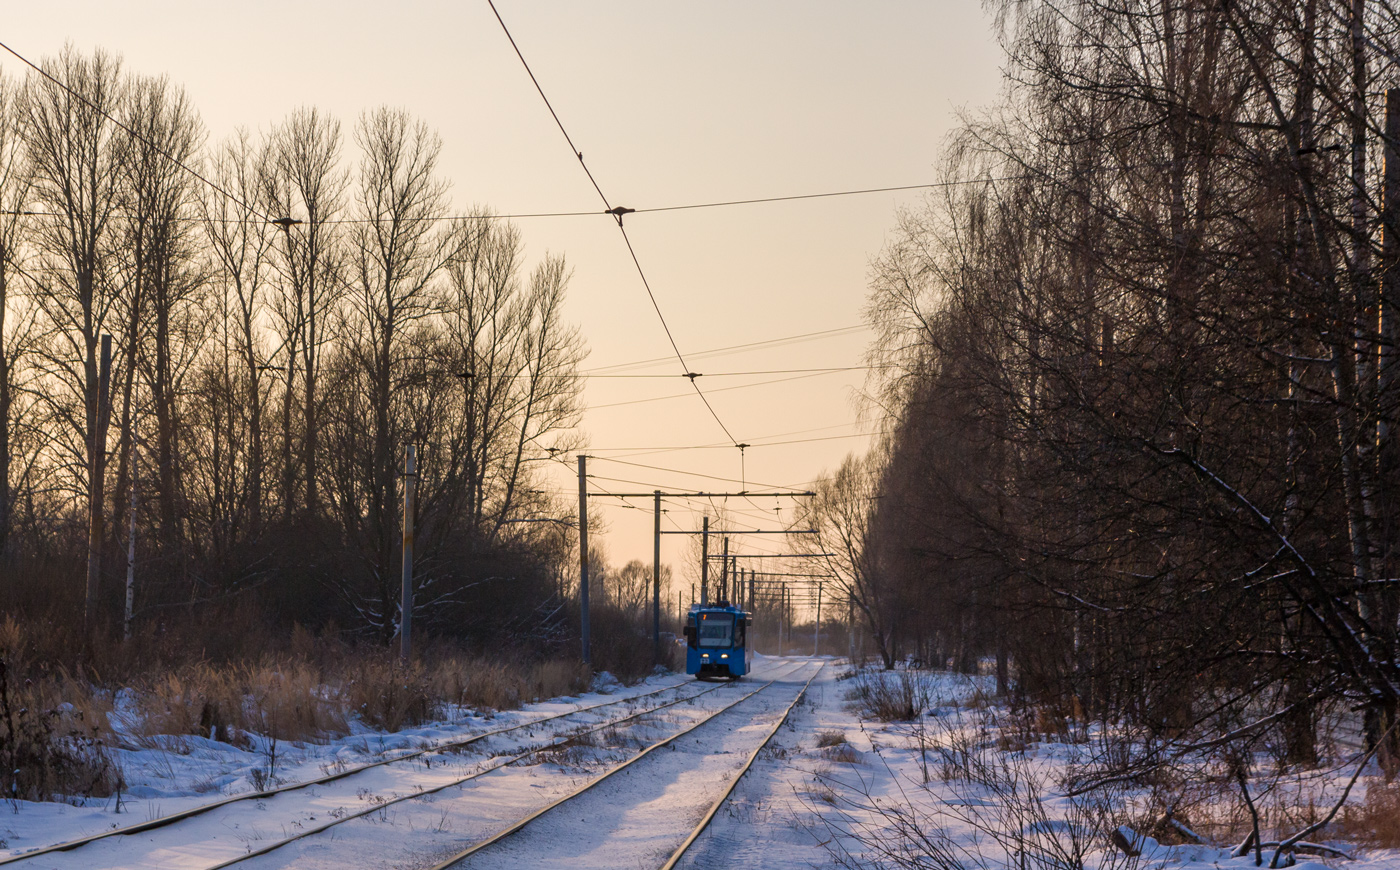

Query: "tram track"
left=430, top=659, right=825, bottom=870
left=659, top=660, right=824, bottom=870
left=1, top=660, right=804, bottom=869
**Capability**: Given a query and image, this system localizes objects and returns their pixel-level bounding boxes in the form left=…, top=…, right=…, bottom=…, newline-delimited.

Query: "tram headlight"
left=720, top=654, right=729, bottom=659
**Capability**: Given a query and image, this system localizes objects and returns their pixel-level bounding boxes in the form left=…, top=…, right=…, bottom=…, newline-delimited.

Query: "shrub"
left=847, top=669, right=933, bottom=721
left=0, top=656, right=121, bottom=802
left=586, top=603, right=659, bottom=684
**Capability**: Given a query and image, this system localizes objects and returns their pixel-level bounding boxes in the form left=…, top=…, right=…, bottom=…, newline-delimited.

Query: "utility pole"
left=700, top=516, right=710, bottom=604
left=779, top=582, right=787, bottom=653
left=85, top=334, right=112, bottom=635
left=124, top=436, right=138, bottom=642
left=578, top=455, right=590, bottom=664
left=720, top=537, right=729, bottom=602
left=124, top=450, right=137, bottom=642
left=399, top=445, right=416, bottom=664
left=848, top=591, right=855, bottom=664
left=653, top=490, right=661, bottom=663
left=814, top=581, right=823, bottom=657
left=748, top=569, right=755, bottom=613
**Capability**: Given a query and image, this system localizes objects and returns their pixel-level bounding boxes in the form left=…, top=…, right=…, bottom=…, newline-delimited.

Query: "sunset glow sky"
left=4, top=1, right=1005, bottom=598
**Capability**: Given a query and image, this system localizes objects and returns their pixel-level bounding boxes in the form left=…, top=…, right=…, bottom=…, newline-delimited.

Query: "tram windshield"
left=696, top=613, right=735, bottom=648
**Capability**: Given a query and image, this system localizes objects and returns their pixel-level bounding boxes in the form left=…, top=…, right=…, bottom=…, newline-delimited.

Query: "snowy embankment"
left=7, top=660, right=1397, bottom=870
left=678, top=666, right=1400, bottom=870
left=0, top=668, right=669, bottom=859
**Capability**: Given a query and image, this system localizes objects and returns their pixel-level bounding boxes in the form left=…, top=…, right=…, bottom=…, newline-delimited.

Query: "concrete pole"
left=780, top=583, right=786, bottom=653
left=848, top=591, right=856, bottom=665
left=720, top=537, right=729, bottom=603
left=700, top=517, right=709, bottom=605
left=85, top=334, right=112, bottom=635
left=399, top=444, right=416, bottom=664
left=814, top=581, right=823, bottom=657
left=124, top=448, right=137, bottom=642
left=653, top=490, right=661, bottom=663
left=578, top=455, right=590, bottom=664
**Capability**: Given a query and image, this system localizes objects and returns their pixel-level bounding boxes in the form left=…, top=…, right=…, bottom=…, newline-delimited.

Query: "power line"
left=0, top=40, right=273, bottom=224
left=590, top=456, right=802, bottom=492
left=579, top=431, right=879, bottom=453
left=584, top=325, right=868, bottom=375
left=629, top=180, right=1017, bottom=214
left=4, top=175, right=1027, bottom=226
left=585, top=367, right=880, bottom=378
left=587, top=370, right=855, bottom=411
left=486, top=0, right=738, bottom=447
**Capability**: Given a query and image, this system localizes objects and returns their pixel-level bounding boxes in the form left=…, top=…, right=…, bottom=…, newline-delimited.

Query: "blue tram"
left=682, top=603, right=752, bottom=680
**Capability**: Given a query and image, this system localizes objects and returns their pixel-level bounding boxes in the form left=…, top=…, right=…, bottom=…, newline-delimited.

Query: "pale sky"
left=4, top=2, right=1006, bottom=600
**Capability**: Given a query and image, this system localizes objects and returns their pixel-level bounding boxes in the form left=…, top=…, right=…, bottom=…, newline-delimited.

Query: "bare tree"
left=796, top=451, right=902, bottom=669
left=111, top=73, right=206, bottom=592
left=334, top=106, right=453, bottom=631
left=441, top=216, right=585, bottom=544
left=200, top=128, right=277, bottom=540
left=21, top=46, right=129, bottom=626
left=262, top=107, right=345, bottom=522
left=0, top=71, right=34, bottom=556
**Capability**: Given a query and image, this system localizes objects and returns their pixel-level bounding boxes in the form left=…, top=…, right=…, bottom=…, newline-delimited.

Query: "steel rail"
left=203, top=660, right=808, bottom=870
left=659, top=660, right=825, bottom=869
left=0, top=672, right=708, bottom=865
left=428, top=660, right=821, bottom=870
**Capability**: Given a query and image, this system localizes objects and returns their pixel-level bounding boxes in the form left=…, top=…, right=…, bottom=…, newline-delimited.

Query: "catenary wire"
left=485, top=0, right=738, bottom=446
left=579, top=431, right=879, bottom=456
left=587, top=370, right=855, bottom=411
left=578, top=421, right=870, bottom=454
left=584, top=367, right=879, bottom=378
left=3, top=174, right=1029, bottom=226
left=0, top=40, right=273, bottom=223
left=583, top=325, right=868, bottom=374
left=588, top=456, right=807, bottom=492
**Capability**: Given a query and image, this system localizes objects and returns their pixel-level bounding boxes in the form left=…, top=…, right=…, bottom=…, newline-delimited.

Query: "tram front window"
left=697, top=615, right=734, bottom=648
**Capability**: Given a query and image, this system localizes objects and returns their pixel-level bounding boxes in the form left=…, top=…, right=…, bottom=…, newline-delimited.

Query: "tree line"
left=0, top=46, right=588, bottom=653
left=812, top=0, right=1400, bottom=771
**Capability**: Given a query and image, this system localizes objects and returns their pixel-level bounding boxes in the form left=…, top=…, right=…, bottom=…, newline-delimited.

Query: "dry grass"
left=1340, top=780, right=1400, bottom=848
left=822, top=743, right=863, bottom=764
left=136, top=661, right=349, bottom=745
left=809, top=763, right=839, bottom=804
left=344, top=657, right=437, bottom=732
left=816, top=730, right=848, bottom=748
left=242, top=663, right=348, bottom=741
left=430, top=657, right=591, bottom=713
left=0, top=613, right=610, bottom=802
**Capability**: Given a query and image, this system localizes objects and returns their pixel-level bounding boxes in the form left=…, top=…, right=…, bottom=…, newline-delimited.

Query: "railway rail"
left=2, top=661, right=805, bottom=869
left=430, top=659, right=825, bottom=870
left=659, top=660, right=824, bottom=869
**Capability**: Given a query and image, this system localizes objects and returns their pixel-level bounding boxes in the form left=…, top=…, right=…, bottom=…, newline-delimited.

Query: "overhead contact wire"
left=486, top=0, right=739, bottom=446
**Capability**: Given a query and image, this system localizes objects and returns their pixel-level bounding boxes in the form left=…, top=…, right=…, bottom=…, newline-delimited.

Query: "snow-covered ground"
left=5, top=659, right=1397, bottom=870
left=0, top=666, right=695, bottom=863
left=689, top=667, right=1400, bottom=870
